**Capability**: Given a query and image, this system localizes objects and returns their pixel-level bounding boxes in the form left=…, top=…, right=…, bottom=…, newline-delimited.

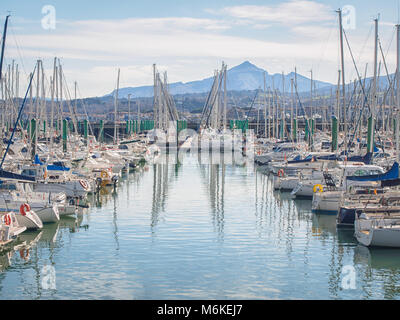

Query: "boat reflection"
left=0, top=214, right=88, bottom=271
left=354, top=245, right=400, bottom=270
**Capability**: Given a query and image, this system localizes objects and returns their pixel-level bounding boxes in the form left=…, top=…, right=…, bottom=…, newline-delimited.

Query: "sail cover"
left=347, top=162, right=399, bottom=182
left=0, top=169, right=35, bottom=182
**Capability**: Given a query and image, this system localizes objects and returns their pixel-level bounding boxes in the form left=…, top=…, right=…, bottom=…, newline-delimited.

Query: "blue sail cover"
left=347, top=152, right=373, bottom=164
left=317, top=154, right=339, bottom=161
left=0, top=169, right=35, bottom=182
left=34, top=155, right=44, bottom=165
left=347, top=162, right=399, bottom=182
left=47, top=165, right=70, bottom=172
left=288, top=155, right=314, bottom=164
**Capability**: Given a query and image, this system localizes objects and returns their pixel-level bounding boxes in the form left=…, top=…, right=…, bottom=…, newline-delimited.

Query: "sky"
left=1, top=0, right=400, bottom=98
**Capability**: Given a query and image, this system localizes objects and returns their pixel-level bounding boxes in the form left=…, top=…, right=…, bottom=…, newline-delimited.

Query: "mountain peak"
left=108, top=60, right=333, bottom=98
left=231, top=61, right=264, bottom=73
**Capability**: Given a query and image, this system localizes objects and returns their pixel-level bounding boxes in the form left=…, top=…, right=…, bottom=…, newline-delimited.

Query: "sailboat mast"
left=396, top=24, right=400, bottom=163
left=114, top=68, right=120, bottom=145
left=369, top=18, right=379, bottom=154
left=338, top=9, right=347, bottom=152
left=0, top=15, right=10, bottom=82
left=264, top=72, right=267, bottom=138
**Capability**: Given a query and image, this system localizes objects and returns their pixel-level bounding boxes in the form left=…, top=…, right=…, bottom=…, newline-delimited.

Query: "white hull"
left=35, top=206, right=60, bottom=223
left=355, top=218, right=400, bottom=248
left=58, top=205, right=77, bottom=217
left=15, top=211, right=43, bottom=230
left=34, top=181, right=89, bottom=198
left=273, top=176, right=299, bottom=191
left=312, top=191, right=343, bottom=214
left=291, top=181, right=321, bottom=198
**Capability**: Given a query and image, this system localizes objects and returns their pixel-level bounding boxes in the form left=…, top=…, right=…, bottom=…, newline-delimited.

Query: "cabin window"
left=353, top=170, right=368, bottom=176
left=21, top=169, right=37, bottom=177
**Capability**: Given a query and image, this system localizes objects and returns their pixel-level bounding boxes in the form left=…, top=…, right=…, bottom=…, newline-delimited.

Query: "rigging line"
left=76, top=85, right=95, bottom=137
left=202, top=73, right=219, bottom=127
left=59, top=65, right=79, bottom=132
left=347, top=22, right=373, bottom=83
left=205, top=70, right=224, bottom=128
left=343, top=29, right=371, bottom=114
left=9, top=22, right=28, bottom=81
left=384, top=26, right=395, bottom=57
left=245, top=89, right=260, bottom=119
left=0, top=65, right=36, bottom=169
left=315, top=15, right=338, bottom=76
left=198, top=74, right=216, bottom=129
left=379, top=39, right=394, bottom=85
left=229, top=92, right=240, bottom=119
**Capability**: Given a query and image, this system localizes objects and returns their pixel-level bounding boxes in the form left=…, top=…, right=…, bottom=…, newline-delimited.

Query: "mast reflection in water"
left=0, top=153, right=399, bottom=299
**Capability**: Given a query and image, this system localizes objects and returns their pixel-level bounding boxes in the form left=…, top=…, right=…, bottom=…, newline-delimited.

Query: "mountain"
left=109, top=61, right=333, bottom=98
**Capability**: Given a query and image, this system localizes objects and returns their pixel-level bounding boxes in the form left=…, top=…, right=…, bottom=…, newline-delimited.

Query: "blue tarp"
left=34, top=155, right=44, bottom=165
left=0, top=169, right=35, bottom=182
left=47, top=165, right=70, bottom=172
left=347, top=162, right=399, bottom=182
left=288, top=155, right=313, bottom=164
left=347, top=152, right=373, bottom=165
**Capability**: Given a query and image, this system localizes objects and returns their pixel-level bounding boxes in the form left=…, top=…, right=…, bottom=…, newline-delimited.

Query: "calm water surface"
left=1, top=153, right=400, bottom=300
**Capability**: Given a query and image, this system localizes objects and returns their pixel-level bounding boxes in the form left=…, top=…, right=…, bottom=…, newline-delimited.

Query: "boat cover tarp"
left=288, top=155, right=314, bottom=164
left=0, top=169, right=35, bottom=182
left=347, top=162, right=399, bottom=182
left=34, top=155, right=44, bottom=165
left=317, top=154, right=338, bottom=161
left=47, top=165, right=70, bottom=172
left=347, top=152, right=373, bottom=164
left=381, top=179, right=400, bottom=187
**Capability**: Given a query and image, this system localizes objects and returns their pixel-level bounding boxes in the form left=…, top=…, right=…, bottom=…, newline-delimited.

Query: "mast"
left=223, top=63, right=227, bottom=130
left=291, top=78, right=294, bottom=141
left=153, top=64, right=158, bottom=129
left=114, top=68, right=120, bottom=145
left=128, top=93, right=131, bottom=123
left=282, top=71, right=285, bottom=140
left=0, top=15, right=10, bottom=81
left=74, top=81, right=78, bottom=134
left=59, top=59, right=63, bottom=134
left=264, top=72, right=267, bottom=138
left=50, top=59, right=55, bottom=149
left=396, top=24, right=400, bottom=163
left=310, top=69, right=313, bottom=120
left=338, top=9, right=347, bottom=152
left=368, top=18, right=379, bottom=154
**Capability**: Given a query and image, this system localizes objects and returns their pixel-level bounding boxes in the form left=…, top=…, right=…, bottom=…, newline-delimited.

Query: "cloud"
left=220, top=1, right=334, bottom=25
left=5, top=8, right=397, bottom=97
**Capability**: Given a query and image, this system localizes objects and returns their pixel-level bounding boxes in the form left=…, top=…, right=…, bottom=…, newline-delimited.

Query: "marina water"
left=0, top=153, right=399, bottom=300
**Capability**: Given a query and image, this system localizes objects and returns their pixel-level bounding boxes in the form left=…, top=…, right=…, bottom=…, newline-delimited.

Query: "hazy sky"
left=1, top=0, right=400, bottom=98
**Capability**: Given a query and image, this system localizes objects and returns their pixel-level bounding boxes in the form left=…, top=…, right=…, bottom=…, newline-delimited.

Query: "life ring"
left=19, top=249, right=30, bottom=260
left=100, top=170, right=108, bottom=179
left=313, top=184, right=324, bottom=193
left=20, top=203, right=31, bottom=216
left=79, top=180, right=89, bottom=190
left=278, top=169, right=285, bottom=177
left=3, top=214, right=11, bottom=226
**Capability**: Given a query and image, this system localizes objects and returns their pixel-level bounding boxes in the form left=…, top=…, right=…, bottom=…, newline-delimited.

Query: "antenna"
left=398, top=0, right=400, bottom=24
